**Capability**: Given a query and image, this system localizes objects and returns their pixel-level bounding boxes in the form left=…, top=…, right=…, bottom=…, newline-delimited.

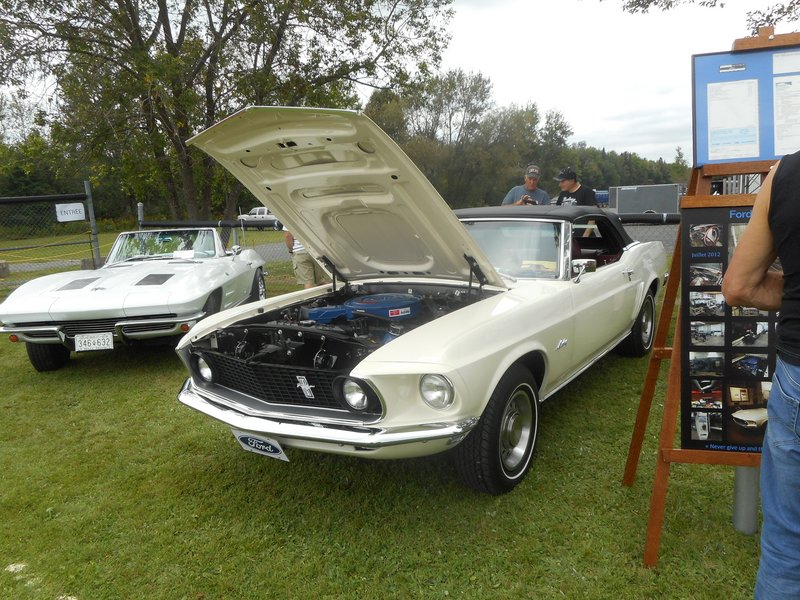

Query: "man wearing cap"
left=554, top=167, right=597, bottom=206
left=501, top=164, right=550, bottom=206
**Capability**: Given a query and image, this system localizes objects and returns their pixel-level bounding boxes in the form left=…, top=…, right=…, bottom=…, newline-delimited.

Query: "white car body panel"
left=731, top=408, right=769, bottom=428
left=175, top=107, right=668, bottom=487
left=188, top=106, right=505, bottom=289
left=0, top=228, right=266, bottom=358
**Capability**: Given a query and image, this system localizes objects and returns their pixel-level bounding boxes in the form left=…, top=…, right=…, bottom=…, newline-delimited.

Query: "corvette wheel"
left=454, top=364, right=539, bottom=494
left=249, top=268, right=266, bottom=301
left=26, top=343, right=70, bottom=372
left=617, top=291, right=656, bottom=357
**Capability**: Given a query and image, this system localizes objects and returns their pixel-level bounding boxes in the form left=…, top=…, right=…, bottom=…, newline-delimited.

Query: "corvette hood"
left=0, top=261, right=217, bottom=322
left=188, top=106, right=505, bottom=288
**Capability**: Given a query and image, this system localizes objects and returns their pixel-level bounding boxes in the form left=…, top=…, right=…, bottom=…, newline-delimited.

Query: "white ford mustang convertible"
left=0, top=227, right=265, bottom=371
left=176, top=107, right=667, bottom=494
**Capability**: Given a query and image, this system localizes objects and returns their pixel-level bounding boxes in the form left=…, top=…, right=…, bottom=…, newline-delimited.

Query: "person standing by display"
left=554, top=167, right=597, bottom=206
left=284, top=229, right=328, bottom=289
left=501, top=164, right=550, bottom=206
left=722, top=155, right=799, bottom=600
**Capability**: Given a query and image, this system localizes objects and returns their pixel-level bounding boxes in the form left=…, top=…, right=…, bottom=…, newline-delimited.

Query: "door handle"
left=622, top=268, right=634, bottom=281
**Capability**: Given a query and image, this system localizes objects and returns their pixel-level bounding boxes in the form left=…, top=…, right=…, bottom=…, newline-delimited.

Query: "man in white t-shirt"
left=284, top=229, right=328, bottom=288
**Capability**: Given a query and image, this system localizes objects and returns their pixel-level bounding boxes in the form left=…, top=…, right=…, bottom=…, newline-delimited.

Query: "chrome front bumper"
left=178, top=378, right=478, bottom=454
left=1, top=312, right=205, bottom=346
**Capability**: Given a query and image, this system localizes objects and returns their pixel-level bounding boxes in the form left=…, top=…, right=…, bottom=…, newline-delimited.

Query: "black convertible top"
left=454, top=205, right=634, bottom=246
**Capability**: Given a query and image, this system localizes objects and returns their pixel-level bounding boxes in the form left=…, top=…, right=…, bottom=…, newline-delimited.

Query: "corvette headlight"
left=194, top=354, right=214, bottom=383
left=420, top=374, right=454, bottom=410
left=342, top=378, right=369, bottom=411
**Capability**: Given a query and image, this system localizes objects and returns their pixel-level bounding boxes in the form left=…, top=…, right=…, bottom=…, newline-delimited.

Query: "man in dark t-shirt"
left=554, top=167, right=597, bottom=206
left=723, top=153, right=800, bottom=599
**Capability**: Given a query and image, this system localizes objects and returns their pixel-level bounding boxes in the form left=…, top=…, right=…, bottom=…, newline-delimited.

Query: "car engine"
left=198, top=284, right=486, bottom=372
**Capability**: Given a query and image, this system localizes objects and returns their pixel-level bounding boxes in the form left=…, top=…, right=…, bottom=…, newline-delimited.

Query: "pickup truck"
left=237, top=207, right=281, bottom=230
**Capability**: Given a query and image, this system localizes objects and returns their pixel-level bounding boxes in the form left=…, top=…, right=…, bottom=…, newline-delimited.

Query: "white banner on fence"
left=55, top=203, right=86, bottom=222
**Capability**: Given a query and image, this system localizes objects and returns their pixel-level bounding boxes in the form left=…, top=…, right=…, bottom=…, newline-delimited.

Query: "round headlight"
left=195, top=355, right=214, bottom=383
left=343, top=379, right=369, bottom=411
left=420, top=374, right=454, bottom=410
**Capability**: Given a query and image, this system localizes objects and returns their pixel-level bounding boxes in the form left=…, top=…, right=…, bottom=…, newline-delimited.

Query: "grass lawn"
left=0, top=296, right=760, bottom=599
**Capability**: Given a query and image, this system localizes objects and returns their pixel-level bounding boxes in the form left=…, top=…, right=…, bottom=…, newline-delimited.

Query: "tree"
left=0, top=0, right=453, bottom=218
left=364, top=89, right=411, bottom=143
left=669, top=146, right=691, bottom=184
left=611, top=0, right=800, bottom=32
left=405, top=70, right=494, bottom=144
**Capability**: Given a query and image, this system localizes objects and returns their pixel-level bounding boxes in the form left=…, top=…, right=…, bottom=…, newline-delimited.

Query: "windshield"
left=106, top=229, right=217, bottom=264
left=461, top=219, right=562, bottom=279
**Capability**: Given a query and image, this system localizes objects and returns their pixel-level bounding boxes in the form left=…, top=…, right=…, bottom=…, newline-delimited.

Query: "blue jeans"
left=755, top=357, right=800, bottom=599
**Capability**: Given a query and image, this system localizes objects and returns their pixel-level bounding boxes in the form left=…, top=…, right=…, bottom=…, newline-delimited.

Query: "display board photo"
left=681, top=205, right=778, bottom=452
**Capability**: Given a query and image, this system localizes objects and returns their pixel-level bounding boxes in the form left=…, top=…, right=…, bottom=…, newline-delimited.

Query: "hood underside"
left=188, top=106, right=504, bottom=288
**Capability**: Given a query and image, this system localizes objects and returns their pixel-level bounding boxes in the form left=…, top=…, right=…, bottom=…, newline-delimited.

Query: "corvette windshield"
left=461, top=220, right=562, bottom=279
left=106, top=230, right=217, bottom=264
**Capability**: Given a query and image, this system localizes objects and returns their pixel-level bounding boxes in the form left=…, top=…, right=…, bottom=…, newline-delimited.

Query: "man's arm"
left=501, top=188, right=517, bottom=206
left=722, top=163, right=783, bottom=311
left=284, top=231, right=295, bottom=254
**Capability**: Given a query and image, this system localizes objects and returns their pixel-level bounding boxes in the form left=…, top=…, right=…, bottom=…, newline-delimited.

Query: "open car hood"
left=188, top=107, right=505, bottom=288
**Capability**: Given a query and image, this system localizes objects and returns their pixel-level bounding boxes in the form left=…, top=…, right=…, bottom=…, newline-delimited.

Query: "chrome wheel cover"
left=257, top=274, right=266, bottom=299
left=641, top=297, right=655, bottom=348
left=499, top=385, right=535, bottom=474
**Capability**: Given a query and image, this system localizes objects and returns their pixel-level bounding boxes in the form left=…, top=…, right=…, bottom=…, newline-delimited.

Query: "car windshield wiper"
left=169, top=257, right=200, bottom=264
left=111, top=254, right=171, bottom=264
left=494, top=268, right=517, bottom=283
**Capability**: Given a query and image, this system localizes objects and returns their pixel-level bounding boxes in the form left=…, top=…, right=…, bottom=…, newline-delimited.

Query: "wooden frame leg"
left=623, top=227, right=682, bottom=486
left=643, top=316, right=683, bottom=567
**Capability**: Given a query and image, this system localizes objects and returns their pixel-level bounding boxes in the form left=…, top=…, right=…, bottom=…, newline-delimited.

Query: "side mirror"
left=572, top=258, right=596, bottom=283
left=230, top=245, right=242, bottom=256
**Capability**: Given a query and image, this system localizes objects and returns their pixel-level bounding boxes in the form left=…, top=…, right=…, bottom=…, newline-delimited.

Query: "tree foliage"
left=365, top=70, right=688, bottom=208
left=0, top=0, right=453, bottom=218
left=611, top=0, right=800, bottom=33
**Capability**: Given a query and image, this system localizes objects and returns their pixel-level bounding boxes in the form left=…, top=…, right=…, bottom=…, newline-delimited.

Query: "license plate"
left=74, top=332, right=114, bottom=352
left=232, top=429, right=289, bottom=462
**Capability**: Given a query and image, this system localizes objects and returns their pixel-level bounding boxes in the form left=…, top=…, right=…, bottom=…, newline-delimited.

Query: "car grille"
left=16, top=314, right=177, bottom=337
left=24, top=330, right=59, bottom=339
left=204, top=351, right=345, bottom=411
left=120, top=322, right=177, bottom=334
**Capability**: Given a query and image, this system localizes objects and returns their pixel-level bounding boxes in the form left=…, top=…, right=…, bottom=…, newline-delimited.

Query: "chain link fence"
left=1, top=198, right=680, bottom=302
left=137, top=210, right=681, bottom=298
left=618, top=212, right=680, bottom=253
left=222, top=225, right=298, bottom=294
left=0, top=184, right=101, bottom=300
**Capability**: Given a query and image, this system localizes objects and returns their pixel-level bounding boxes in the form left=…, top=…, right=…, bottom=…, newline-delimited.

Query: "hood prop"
left=319, top=255, right=350, bottom=294
left=463, top=254, right=487, bottom=298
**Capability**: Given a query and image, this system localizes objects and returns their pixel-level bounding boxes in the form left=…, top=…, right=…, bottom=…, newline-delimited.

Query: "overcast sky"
left=442, top=0, right=785, bottom=162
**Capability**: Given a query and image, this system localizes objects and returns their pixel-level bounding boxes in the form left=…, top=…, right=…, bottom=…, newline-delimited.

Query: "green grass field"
left=0, top=300, right=760, bottom=599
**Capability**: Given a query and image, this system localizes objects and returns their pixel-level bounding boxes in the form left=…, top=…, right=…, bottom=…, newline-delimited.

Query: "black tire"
left=249, top=268, right=266, bottom=301
left=454, top=364, right=539, bottom=495
left=617, top=291, right=656, bottom=357
left=26, top=343, right=70, bottom=372
left=202, top=290, right=222, bottom=316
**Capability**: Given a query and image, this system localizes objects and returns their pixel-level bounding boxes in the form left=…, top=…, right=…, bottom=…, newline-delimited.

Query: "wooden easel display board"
left=622, top=160, right=775, bottom=567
